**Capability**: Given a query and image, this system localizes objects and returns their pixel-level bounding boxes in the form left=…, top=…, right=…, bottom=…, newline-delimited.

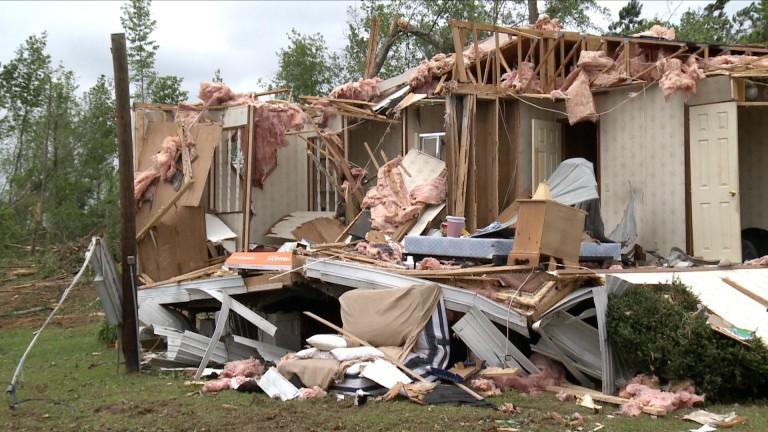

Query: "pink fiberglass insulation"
left=361, top=156, right=422, bottom=233
left=417, top=257, right=460, bottom=271
left=356, top=241, right=404, bottom=264
left=632, top=25, right=676, bottom=40
left=133, top=169, right=160, bottom=206
left=153, top=136, right=182, bottom=180
left=618, top=382, right=705, bottom=415
left=564, top=70, right=597, bottom=125
left=410, top=176, right=447, bottom=205
left=250, top=101, right=306, bottom=188
left=297, top=386, right=328, bottom=400
left=745, top=255, right=768, bottom=266
left=499, top=62, right=542, bottom=93
left=620, top=401, right=643, bottom=417
left=330, top=77, right=382, bottom=101
left=202, top=378, right=231, bottom=393
left=534, top=14, right=563, bottom=31
left=308, top=99, right=338, bottom=125
left=175, top=103, right=204, bottom=127
left=556, top=390, right=575, bottom=401
left=703, top=54, right=768, bottom=72
left=198, top=81, right=236, bottom=106
left=658, top=57, right=705, bottom=101
left=220, top=358, right=264, bottom=378
left=494, top=353, right=566, bottom=394
left=409, top=53, right=452, bottom=90
left=469, top=378, right=502, bottom=396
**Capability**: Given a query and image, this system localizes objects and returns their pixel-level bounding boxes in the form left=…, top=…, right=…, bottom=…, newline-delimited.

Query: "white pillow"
left=331, top=346, right=385, bottom=362
left=306, top=334, right=347, bottom=351
left=294, top=347, right=335, bottom=360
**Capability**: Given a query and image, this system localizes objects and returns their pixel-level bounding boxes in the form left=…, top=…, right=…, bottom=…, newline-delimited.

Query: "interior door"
left=689, top=102, right=741, bottom=262
left=532, top=119, right=562, bottom=188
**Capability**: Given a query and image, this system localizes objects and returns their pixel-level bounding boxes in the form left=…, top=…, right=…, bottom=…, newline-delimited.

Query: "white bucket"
left=446, top=215, right=466, bottom=238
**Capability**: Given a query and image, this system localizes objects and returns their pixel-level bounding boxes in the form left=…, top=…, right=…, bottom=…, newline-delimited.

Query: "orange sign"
left=225, top=251, right=293, bottom=271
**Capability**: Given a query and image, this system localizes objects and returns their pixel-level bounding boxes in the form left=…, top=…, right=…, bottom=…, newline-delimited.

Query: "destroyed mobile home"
left=94, top=17, right=768, bottom=416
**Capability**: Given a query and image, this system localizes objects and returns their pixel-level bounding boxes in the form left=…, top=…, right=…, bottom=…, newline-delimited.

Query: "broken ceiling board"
left=600, top=268, right=768, bottom=342
left=137, top=206, right=208, bottom=283
left=258, top=367, right=300, bottom=401
left=178, top=123, right=222, bottom=207
left=302, top=257, right=529, bottom=337
left=394, top=93, right=427, bottom=112
left=400, top=150, right=447, bottom=193
left=291, top=217, right=346, bottom=244
left=406, top=203, right=445, bottom=237
left=266, top=211, right=337, bottom=241
left=452, top=307, right=540, bottom=374
left=205, top=213, right=237, bottom=243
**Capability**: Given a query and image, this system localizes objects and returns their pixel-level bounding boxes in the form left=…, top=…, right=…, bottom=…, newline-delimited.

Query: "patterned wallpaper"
left=738, top=106, right=768, bottom=230
left=595, top=86, right=687, bottom=255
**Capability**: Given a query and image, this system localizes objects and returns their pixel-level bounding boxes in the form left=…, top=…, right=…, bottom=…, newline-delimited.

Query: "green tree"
left=340, top=0, right=609, bottom=81
left=120, top=0, right=158, bottom=103
left=148, top=75, right=188, bottom=104
left=542, top=0, right=609, bottom=32
left=733, top=0, right=768, bottom=44
left=677, top=0, right=735, bottom=43
left=273, top=29, right=340, bottom=97
left=0, top=33, right=52, bottom=205
left=608, top=0, right=646, bottom=35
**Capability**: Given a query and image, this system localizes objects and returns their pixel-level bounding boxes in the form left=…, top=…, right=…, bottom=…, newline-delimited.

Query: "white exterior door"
left=532, top=119, right=562, bottom=187
left=689, top=102, right=741, bottom=262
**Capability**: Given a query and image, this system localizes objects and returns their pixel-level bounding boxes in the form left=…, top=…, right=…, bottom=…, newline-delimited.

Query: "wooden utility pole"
left=111, top=33, right=140, bottom=373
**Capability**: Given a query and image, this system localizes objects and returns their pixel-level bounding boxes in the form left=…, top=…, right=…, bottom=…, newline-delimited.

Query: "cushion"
left=306, top=334, right=347, bottom=351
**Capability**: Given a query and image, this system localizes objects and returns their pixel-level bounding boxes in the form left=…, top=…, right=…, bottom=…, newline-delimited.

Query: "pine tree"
left=120, top=0, right=158, bottom=103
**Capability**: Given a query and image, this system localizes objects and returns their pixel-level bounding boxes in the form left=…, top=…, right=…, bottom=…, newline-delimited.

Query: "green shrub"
left=97, top=317, right=118, bottom=347
left=607, top=279, right=768, bottom=402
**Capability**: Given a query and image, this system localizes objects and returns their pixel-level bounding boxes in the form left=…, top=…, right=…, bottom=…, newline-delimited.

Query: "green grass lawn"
left=2, top=322, right=767, bottom=432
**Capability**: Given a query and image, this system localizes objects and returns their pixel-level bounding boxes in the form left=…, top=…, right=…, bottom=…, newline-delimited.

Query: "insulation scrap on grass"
left=468, top=377, right=502, bottom=396
left=202, top=358, right=267, bottom=393
left=494, top=353, right=566, bottom=394
left=330, top=77, right=382, bottom=101
left=361, top=156, right=422, bottom=234
left=618, top=375, right=705, bottom=417
left=297, top=386, right=327, bottom=400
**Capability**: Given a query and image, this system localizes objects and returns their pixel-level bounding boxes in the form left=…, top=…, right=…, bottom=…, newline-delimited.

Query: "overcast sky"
left=0, top=1, right=754, bottom=101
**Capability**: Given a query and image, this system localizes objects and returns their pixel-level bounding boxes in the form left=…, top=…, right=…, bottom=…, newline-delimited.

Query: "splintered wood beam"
left=363, top=141, right=381, bottom=170
left=559, top=36, right=565, bottom=88
left=300, top=96, right=377, bottom=106
left=524, top=38, right=538, bottom=64
left=434, top=73, right=448, bottom=94
left=494, top=31, right=501, bottom=88
left=448, top=19, right=539, bottom=40
left=553, top=38, right=582, bottom=81
left=634, top=45, right=687, bottom=79
left=624, top=40, right=631, bottom=79
left=452, top=26, right=468, bottom=82
left=722, top=277, right=768, bottom=308
left=483, top=45, right=493, bottom=85
left=310, top=123, right=365, bottom=204
left=472, top=24, right=481, bottom=84
left=364, top=13, right=379, bottom=79
left=524, top=34, right=561, bottom=92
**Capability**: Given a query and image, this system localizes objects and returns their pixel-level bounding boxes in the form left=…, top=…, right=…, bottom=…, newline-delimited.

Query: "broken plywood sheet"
left=266, top=211, right=338, bottom=242
left=135, top=122, right=221, bottom=232
left=137, top=206, right=208, bottom=282
left=400, top=150, right=446, bottom=192
left=292, top=217, right=345, bottom=244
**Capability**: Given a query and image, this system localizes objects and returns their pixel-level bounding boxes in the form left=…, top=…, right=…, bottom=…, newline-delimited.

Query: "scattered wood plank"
left=389, top=265, right=530, bottom=277
left=546, top=384, right=667, bottom=416
left=137, top=264, right=223, bottom=290
left=721, top=276, right=768, bottom=308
